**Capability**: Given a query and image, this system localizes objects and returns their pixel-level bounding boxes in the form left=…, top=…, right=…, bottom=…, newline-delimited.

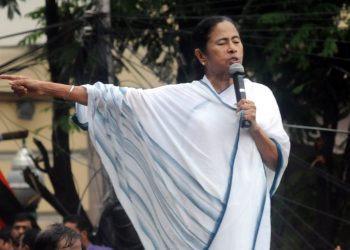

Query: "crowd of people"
left=0, top=212, right=113, bottom=250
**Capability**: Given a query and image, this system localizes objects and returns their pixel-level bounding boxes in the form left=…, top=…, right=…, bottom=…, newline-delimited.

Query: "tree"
left=0, top=0, right=93, bottom=226
left=238, top=1, right=350, bottom=249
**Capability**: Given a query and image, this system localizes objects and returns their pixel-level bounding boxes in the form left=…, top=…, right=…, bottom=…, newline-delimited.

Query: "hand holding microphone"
left=229, top=63, right=252, bottom=128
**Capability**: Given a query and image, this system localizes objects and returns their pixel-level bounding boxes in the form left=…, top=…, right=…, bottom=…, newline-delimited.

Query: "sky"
left=0, top=1, right=45, bottom=46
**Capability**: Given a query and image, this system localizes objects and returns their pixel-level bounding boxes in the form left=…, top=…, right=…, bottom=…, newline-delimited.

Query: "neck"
left=82, top=238, right=91, bottom=248
left=206, top=72, right=233, bottom=93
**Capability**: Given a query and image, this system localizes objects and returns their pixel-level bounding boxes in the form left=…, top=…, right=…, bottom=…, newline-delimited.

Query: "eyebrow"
left=215, top=35, right=241, bottom=42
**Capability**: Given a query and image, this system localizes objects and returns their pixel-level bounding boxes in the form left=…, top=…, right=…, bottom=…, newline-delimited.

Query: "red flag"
left=0, top=170, right=23, bottom=227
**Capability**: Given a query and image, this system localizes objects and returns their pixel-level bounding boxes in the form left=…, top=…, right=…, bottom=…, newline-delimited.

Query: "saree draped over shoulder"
left=75, top=76, right=290, bottom=250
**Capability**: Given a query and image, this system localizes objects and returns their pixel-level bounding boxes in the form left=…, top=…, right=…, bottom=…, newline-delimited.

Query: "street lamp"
left=5, top=133, right=43, bottom=209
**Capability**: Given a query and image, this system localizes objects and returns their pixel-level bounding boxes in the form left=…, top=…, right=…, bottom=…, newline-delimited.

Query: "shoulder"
left=138, top=82, right=200, bottom=101
left=245, top=78, right=273, bottom=93
left=244, top=78, right=276, bottom=100
left=144, top=81, right=197, bottom=93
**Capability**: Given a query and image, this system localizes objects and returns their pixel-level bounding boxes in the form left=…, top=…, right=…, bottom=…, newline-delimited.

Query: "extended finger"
left=9, top=79, right=30, bottom=87
left=11, top=85, right=23, bottom=92
left=0, top=74, right=28, bottom=80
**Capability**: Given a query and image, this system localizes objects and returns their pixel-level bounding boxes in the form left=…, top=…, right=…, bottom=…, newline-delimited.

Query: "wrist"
left=37, top=81, right=46, bottom=96
left=38, top=80, right=55, bottom=96
left=249, top=123, right=261, bottom=135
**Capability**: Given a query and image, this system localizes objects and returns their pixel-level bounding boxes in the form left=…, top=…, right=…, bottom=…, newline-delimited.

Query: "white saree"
left=75, top=76, right=290, bottom=250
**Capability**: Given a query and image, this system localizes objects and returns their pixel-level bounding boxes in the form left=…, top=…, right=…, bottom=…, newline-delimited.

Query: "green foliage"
left=292, top=84, right=304, bottom=94
left=33, top=125, right=51, bottom=135
left=53, top=113, right=80, bottom=134
left=242, top=1, right=350, bottom=248
left=109, top=1, right=180, bottom=82
left=242, top=0, right=349, bottom=128
left=258, top=12, right=289, bottom=25
left=18, top=30, right=44, bottom=46
left=320, top=37, right=338, bottom=57
left=0, top=0, right=22, bottom=19
left=26, top=6, right=45, bottom=24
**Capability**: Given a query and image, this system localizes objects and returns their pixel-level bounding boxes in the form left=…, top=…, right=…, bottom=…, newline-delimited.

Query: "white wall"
left=0, top=1, right=46, bottom=46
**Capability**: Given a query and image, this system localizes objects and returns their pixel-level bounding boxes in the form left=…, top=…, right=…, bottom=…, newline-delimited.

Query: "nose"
left=227, top=41, right=237, bottom=53
left=19, top=227, right=26, bottom=235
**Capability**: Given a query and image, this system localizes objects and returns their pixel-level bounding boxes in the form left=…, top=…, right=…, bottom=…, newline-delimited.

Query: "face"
left=11, top=221, right=32, bottom=240
left=195, top=20, right=244, bottom=77
left=63, top=222, right=86, bottom=247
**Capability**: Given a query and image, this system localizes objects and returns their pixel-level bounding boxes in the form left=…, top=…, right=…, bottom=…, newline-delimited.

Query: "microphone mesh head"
left=229, top=63, right=245, bottom=75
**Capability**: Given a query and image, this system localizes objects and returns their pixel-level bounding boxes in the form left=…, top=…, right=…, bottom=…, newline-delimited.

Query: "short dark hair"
left=191, top=16, right=237, bottom=79
left=13, top=212, right=39, bottom=229
left=33, top=223, right=80, bottom=250
left=63, top=215, right=92, bottom=234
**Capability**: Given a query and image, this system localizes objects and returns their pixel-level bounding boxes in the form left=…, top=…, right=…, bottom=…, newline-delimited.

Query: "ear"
left=81, top=230, right=89, bottom=239
left=194, top=48, right=207, bottom=66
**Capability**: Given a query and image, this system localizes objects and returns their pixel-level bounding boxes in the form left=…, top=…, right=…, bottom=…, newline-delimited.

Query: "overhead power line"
left=0, top=18, right=83, bottom=41
left=289, top=153, right=350, bottom=194
left=0, top=110, right=88, bottom=168
left=275, top=194, right=350, bottom=226
left=173, top=0, right=333, bottom=10
left=276, top=197, right=336, bottom=248
left=110, top=11, right=341, bottom=21
left=241, top=34, right=350, bottom=45
left=271, top=230, right=296, bottom=250
left=272, top=207, right=315, bottom=250
left=284, top=124, right=350, bottom=134
left=243, top=43, right=350, bottom=63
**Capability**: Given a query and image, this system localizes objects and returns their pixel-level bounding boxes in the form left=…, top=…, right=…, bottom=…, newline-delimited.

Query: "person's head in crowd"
left=11, top=213, right=39, bottom=246
left=0, top=227, right=14, bottom=250
left=18, top=228, right=40, bottom=250
left=33, top=224, right=81, bottom=250
left=63, top=215, right=92, bottom=249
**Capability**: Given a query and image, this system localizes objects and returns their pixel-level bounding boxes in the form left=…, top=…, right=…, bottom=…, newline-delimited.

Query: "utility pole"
left=93, top=0, right=114, bottom=84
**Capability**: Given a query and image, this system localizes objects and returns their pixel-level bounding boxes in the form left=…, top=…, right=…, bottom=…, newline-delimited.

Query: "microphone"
left=0, top=130, right=29, bottom=141
left=229, top=63, right=251, bottom=128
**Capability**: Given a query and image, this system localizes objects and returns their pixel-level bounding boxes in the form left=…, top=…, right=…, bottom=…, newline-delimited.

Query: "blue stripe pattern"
left=269, top=138, right=284, bottom=196
left=90, top=83, right=241, bottom=249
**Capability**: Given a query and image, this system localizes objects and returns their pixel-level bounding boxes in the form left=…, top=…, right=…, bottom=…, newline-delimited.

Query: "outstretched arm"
left=0, top=75, right=88, bottom=105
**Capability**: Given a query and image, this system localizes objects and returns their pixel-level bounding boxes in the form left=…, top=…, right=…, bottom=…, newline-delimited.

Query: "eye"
left=232, top=39, right=241, bottom=44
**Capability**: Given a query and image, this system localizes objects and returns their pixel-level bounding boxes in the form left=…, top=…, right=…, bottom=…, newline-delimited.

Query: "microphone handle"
left=242, top=119, right=252, bottom=128
left=233, top=74, right=252, bottom=128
